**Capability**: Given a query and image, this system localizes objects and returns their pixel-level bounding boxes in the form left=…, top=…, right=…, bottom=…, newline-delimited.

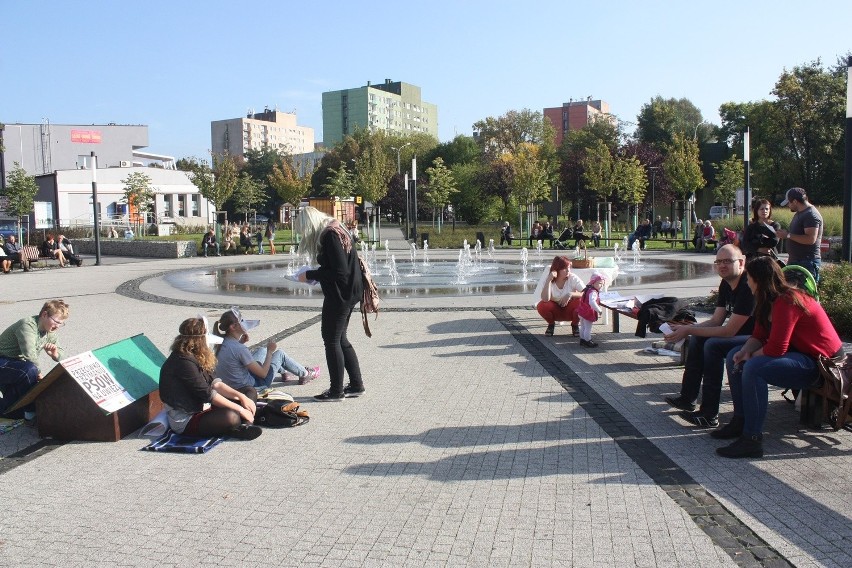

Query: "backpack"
left=254, top=400, right=309, bottom=428
left=358, top=254, right=380, bottom=337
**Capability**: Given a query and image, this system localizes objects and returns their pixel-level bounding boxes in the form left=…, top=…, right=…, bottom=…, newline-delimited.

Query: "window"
left=191, top=195, right=200, bottom=216
left=177, top=195, right=186, bottom=217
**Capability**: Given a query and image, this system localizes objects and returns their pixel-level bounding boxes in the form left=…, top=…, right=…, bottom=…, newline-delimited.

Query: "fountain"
left=422, top=241, right=430, bottom=267
left=488, top=239, right=495, bottom=259
left=622, top=239, right=643, bottom=272
left=407, top=243, right=420, bottom=276
left=388, top=255, right=400, bottom=286
left=533, top=240, right=544, bottom=267
left=453, top=248, right=473, bottom=285
left=520, top=247, right=530, bottom=282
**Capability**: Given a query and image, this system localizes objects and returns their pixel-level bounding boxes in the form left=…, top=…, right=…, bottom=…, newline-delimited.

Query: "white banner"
left=61, top=351, right=136, bottom=413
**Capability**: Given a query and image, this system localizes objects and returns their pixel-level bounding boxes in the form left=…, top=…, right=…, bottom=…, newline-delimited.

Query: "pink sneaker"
left=299, top=366, right=321, bottom=385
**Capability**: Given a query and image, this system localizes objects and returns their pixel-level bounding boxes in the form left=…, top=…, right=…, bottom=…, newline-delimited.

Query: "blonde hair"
left=170, top=318, right=216, bottom=372
left=294, top=206, right=334, bottom=264
left=41, top=299, right=69, bottom=320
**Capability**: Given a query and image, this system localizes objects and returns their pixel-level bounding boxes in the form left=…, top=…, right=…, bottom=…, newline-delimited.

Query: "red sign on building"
left=71, top=130, right=102, bottom=144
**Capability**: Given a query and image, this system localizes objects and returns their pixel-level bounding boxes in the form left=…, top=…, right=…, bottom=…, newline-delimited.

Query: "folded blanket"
left=142, top=432, right=223, bottom=454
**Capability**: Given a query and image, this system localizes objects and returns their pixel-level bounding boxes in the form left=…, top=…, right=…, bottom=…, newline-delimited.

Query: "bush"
left=819, top=262, right=852, bottom=340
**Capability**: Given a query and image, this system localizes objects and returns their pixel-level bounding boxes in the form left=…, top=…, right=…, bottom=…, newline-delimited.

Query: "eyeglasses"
left=49, top=315, right=65, bottom=327
left=713, top=258, right=742, bottom=266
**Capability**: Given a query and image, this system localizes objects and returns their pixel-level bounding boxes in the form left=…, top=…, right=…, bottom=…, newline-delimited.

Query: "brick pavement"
left=0, top=238, right=849, bottom=567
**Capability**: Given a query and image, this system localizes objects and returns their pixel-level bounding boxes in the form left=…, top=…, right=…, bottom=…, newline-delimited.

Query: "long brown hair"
left=750, top=198, right=773, bottom=224
left=170, top=318, right=216, bottom=372
left=549, top=256, right=572, bottom=273
left=745, top=256, right=807, bottom=329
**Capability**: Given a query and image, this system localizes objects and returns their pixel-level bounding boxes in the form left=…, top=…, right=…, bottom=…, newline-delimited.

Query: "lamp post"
left=391, top=142, right=411, bottom=175
left=90, top=151, right=102, bottom=266
left=411, top=156, right=418, bottom=242
left=648, top=166, right=659, bottom=223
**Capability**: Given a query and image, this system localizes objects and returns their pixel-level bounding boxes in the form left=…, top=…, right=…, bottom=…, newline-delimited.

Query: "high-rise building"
left=322, top=79, right=438, bottom=146
left=211, top=108, right=315, bottom=158
left=543, top=99, right=614, bottom=147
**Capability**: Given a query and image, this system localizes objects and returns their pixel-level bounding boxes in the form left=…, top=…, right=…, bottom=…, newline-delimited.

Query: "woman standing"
left=159, top=317, right=261, bottom=440
left=714, top=256, right=842, bottom=458
left=265, top=220, right=276, bottom=256
left=535, top=256, right=585, bottom=337
left=295, top=207, right=365, bottom=401
left=741, top=199, right=780, bottom=259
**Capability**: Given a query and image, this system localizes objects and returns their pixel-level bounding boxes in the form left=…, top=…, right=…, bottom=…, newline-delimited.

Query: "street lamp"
left=693, top=121, right=708, bottom=140
left=648, top=166, right=660, bottom=223
left=391, top=142, right=411, bottom=175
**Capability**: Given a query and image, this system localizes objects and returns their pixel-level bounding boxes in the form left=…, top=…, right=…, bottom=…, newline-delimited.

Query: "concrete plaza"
left=0, top=231, right=849, bottom=568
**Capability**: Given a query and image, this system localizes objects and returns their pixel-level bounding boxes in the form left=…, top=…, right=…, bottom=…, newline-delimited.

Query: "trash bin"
left=475, top=232, right=485, bottom=247
left=421, top=233, right=429, bottom=247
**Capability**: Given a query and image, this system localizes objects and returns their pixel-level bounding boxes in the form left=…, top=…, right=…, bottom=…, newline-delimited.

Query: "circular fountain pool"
left=164, top=257, right=717, bottom=299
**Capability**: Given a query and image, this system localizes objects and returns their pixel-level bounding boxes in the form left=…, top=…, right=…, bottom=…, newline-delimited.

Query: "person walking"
left=776, top=187, right=823, bottom=282
left=295, top=206, right=365, bottom=401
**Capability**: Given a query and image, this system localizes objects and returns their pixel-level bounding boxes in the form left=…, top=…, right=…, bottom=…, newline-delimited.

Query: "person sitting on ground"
left=714, top=256, right=843, bottom=458
left=541, top=222, right=555, bottom=247
left=697, top=220, right=716, bottom=252
left=500, top=221, right=513, bottom=246
left=41, top=233, right=69, bottom=267
left=213, top=307, right=321, bottom=396
left=202, top=228, right=220, bottom=257
left=663, top=244, right=755, bottom=428
left=573, top=219, right=587, bottom=249
left=56, top=234, right=82, bottom=266
left=535, top=256, right=585, bottom=337
left=0, top=299, right=69, bottom=422
left=239, top=225, right=255, bottom=254
left=627, top=219, right=652, bottom=250
left=741, top=199, right=780, bottom=260
left=159, top=316, right=261, bottom=440
left=2, top=235, right=30, bottom=272
left=591, top=220, right=602, bottom=248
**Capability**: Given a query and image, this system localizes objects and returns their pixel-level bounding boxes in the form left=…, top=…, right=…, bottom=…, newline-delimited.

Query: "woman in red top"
left=714, top=256, right=843, bottom=458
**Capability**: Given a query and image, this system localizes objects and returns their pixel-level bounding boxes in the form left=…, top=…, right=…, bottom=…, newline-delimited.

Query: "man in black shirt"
left=663, top=245, right=755, bottom=427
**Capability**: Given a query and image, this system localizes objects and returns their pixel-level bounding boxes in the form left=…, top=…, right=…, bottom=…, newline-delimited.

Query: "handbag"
left=813, top=351, right=851, bottom=430
left=254, top=400, right=309, bottom=428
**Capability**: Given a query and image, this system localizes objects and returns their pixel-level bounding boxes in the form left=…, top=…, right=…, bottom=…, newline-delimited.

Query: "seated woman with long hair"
left=159, top=317, right=261, bottom=440
left=213, top=307, right=320, bottom=397
left=714, top=256, right=842, bottom=458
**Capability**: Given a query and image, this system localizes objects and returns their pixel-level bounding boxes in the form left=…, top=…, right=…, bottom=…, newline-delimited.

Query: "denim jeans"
left=0, top=356, right=40, bottom=416
left=725, top=348, right=821, bottom=436
left=251, top=347, right=292, bottom=389
left=322, top=303, right=362, bottom=395
left=788, top=258, right=820, bottom=283
left=679, top=335, right=749, bottom=417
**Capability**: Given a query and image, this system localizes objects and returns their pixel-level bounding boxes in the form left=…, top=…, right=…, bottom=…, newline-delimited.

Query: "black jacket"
left=306, top=229, right=363, bottom=308
left=159, top=352, right=215, bottom=413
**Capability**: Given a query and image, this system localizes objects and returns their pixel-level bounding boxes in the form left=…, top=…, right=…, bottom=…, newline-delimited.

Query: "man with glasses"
left=0, top=299, right=69, bottom=423
left=663, top=245, right=755, bottom=428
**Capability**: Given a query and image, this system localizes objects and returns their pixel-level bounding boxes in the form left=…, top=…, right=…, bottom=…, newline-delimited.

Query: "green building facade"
left=322, top=79, right=438, bottom=146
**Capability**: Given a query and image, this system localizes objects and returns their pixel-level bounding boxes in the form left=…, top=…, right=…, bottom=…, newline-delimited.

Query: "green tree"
left=664, top=133, right=705, bottom=234
left=473, top=109, right=555, bottom=162
left=581, top=140, right=615, bottom=202
left=121, top=171, right=156, bottom=225
left=323, top=163, right=355, bottom=200
left=504, top=143, right=552, bottom=235
left=423, top=157, right=458, bottom=232
left=612, top=156, right=648, bottom=212
left=268, top=155, right=313, bottom=208
left=3, top=162, right=38, bottom=235
left=712, top=155, right=743, bottom=210
left=353, top=137, right=393, bottom=204
left=636, top=96, right=706, bottom=149
left=186, top=153, right=239, bottom=223
left=231, top=173, right=266, bottom=222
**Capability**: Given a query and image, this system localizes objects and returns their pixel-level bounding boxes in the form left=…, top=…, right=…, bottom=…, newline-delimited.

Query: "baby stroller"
left=553, top=227, right=574, bottom=249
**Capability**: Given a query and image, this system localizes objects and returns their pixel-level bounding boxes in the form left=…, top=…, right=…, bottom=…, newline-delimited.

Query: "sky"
left=2, top=0, right=850, bottom=160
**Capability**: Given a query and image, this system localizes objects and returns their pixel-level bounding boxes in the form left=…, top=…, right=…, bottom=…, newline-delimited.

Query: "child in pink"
left=577, top=273, right=606, bottom=347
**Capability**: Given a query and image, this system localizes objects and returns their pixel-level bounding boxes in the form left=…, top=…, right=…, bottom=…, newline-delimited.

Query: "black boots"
left=716, top=433, right=763, bottom=459
left=710, top=415, right=744, bottom=439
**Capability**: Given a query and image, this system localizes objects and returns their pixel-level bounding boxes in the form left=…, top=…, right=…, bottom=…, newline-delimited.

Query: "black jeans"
left=679, top=335, right=749, bottom=417
left=322, top=302, right=363, bottom=395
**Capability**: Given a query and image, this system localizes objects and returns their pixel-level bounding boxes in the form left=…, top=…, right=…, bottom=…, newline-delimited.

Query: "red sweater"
left=753, top=292, right=842, bottom=358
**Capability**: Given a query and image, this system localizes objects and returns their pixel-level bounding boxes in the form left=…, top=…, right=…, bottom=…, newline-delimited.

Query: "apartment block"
left=322, top=79, right=438, bottom=146
left=543, top=99, right=614, bottom=147
left=211, top=108, right=315, bottom=158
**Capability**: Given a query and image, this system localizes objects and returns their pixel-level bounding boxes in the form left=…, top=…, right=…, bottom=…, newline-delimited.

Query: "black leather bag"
left=254, top=400, right=309, bottom=428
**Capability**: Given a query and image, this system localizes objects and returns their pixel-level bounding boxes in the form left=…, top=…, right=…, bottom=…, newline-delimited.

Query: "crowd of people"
left=1, top=233, right=84, bottom=273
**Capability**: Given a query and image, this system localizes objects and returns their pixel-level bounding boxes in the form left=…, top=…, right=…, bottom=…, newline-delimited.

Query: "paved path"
left=0, top=229, right=849, bottom=567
